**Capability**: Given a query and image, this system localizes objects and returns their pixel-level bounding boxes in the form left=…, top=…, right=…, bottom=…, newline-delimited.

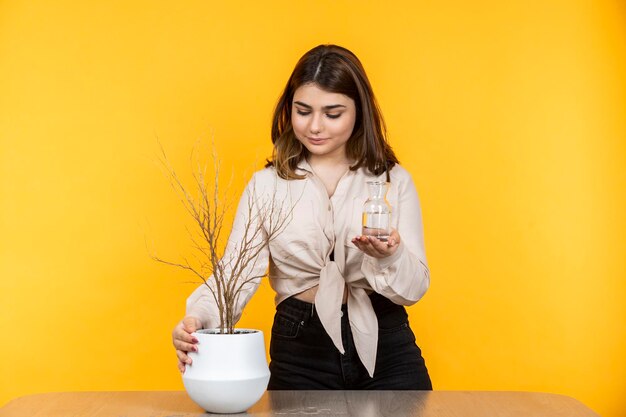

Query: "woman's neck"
left=306, top=153, right=353, bottom=197
left=307, top=153, right=352, bottom=171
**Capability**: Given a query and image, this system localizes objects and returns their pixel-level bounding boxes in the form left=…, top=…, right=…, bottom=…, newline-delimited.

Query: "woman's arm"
left=185, top=173, right=271, bottom=329
left=353, top=173, right=430, bottom=305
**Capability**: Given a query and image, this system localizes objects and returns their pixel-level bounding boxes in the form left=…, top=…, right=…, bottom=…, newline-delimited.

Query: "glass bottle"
left=362, top=181, right=392, bottom=241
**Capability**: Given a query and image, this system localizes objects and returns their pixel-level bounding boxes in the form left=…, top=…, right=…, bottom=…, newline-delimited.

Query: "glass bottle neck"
left=367, top=181, right=388, bottom=199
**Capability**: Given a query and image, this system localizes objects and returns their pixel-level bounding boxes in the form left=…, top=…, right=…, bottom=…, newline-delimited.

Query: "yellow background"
left=1, top=1, right=625, bottom=416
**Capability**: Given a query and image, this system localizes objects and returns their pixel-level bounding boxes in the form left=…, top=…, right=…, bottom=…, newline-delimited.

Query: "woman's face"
left=291, top=83, right=357, bottom=162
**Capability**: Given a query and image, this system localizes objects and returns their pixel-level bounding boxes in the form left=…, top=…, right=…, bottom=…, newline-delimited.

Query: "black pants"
left=268, top=292, right=433, bottom=390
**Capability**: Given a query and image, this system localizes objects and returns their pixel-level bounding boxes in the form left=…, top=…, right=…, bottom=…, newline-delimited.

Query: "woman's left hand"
left=351, top=228, right=401, bottom=259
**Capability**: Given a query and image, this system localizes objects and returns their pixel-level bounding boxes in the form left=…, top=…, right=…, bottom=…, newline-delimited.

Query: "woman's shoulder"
left=250, top=165, right=278, bottom=182
left=355, top=162, right=413, bottom=183
left=246, top=165, right=301, bottom=196
left=387, top=163, right=413, bottom=183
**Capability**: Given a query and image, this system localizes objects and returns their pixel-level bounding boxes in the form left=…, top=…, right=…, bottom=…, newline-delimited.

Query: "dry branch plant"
left=153, top=145, right=297, bottom=333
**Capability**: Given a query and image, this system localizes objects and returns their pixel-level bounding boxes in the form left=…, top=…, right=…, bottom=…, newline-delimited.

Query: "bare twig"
left=153, top=142, right=302, bottom=333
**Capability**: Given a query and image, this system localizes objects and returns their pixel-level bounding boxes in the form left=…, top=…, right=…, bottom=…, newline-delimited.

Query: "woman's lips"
left=307, top=137, right=329, bottom=145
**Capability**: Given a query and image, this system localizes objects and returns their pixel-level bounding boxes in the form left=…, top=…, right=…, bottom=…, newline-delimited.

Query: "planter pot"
left=183, top=329, right=270, bottom=414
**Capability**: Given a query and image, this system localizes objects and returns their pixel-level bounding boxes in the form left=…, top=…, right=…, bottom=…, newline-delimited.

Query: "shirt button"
left=328, top=205, right=331, bottom=211
left=340, top=311, right=344, bottom=317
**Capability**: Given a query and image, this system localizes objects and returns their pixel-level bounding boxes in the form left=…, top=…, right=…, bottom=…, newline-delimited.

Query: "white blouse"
left=186, top=158, right=430, bottom=377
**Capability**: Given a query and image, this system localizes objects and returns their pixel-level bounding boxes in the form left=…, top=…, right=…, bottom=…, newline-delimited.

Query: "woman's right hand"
left=172, top=316, right=202, bottom=373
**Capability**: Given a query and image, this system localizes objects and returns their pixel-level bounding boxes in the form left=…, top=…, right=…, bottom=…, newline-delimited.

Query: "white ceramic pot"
left=183, top=329, right=270, bottom=414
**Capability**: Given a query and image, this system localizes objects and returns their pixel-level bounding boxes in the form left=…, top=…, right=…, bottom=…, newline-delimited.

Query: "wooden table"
left=0, top=390, right=600, bottom=417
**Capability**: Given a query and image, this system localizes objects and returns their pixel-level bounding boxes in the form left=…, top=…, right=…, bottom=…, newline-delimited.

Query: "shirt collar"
left=295, top=157, right=314, bottom=174
left=295, top=157, right=363, bottom=175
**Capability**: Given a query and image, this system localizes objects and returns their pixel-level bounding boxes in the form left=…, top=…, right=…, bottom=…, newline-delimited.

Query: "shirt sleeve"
left=360, top=172, right=430, bottom=306
left=185, top=173, right=270, bottom=329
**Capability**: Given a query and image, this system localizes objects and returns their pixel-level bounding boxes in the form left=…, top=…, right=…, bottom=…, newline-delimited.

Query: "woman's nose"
left=309, top=113, right=323, bottom=134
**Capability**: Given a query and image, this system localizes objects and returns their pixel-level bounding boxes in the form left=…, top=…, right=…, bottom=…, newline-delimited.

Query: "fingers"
left=177, top=349, right=193, bottom=366
left=177, top=354, right=189, bottom=374
left=351, top=236, right=382, bottom=257
left=172, top=317, right=202, bottom=374
left=351, top=231, right=400, bottom=259
left=173, top=338, right=198, bottom=353
left=360, top=236, right=387, bottom=256
left=172, top=322, right=199, bottom=351
left=173, top=319, right=200, bottom=345
left=389, top=229, right=401, bottom=246
left=182, top=316, right=201, bottom=333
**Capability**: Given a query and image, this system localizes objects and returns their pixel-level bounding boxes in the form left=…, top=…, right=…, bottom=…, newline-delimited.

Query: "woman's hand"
left=172, top=316, right=202, bottom=373
left=351, top=228, right=401, bottom=258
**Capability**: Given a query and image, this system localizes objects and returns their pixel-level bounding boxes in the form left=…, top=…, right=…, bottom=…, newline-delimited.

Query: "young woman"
left=172, top=44, right=432, bottom=390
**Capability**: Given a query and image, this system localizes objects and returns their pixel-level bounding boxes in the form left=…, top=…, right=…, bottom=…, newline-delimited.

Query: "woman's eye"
left=296, top=110, right=311, bottom=116
left=326, top=113, right=341, bottom=119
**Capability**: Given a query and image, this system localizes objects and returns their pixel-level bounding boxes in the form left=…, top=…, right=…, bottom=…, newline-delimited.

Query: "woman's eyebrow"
left=293, top=101, right=347, bottom=110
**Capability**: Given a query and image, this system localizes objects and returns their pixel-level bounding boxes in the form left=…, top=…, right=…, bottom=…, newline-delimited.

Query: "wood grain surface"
left=0, top=390, right=600, bottom=417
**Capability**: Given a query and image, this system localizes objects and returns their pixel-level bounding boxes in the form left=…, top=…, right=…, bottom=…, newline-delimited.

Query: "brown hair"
left=266, top=44, right=399, bottom=180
